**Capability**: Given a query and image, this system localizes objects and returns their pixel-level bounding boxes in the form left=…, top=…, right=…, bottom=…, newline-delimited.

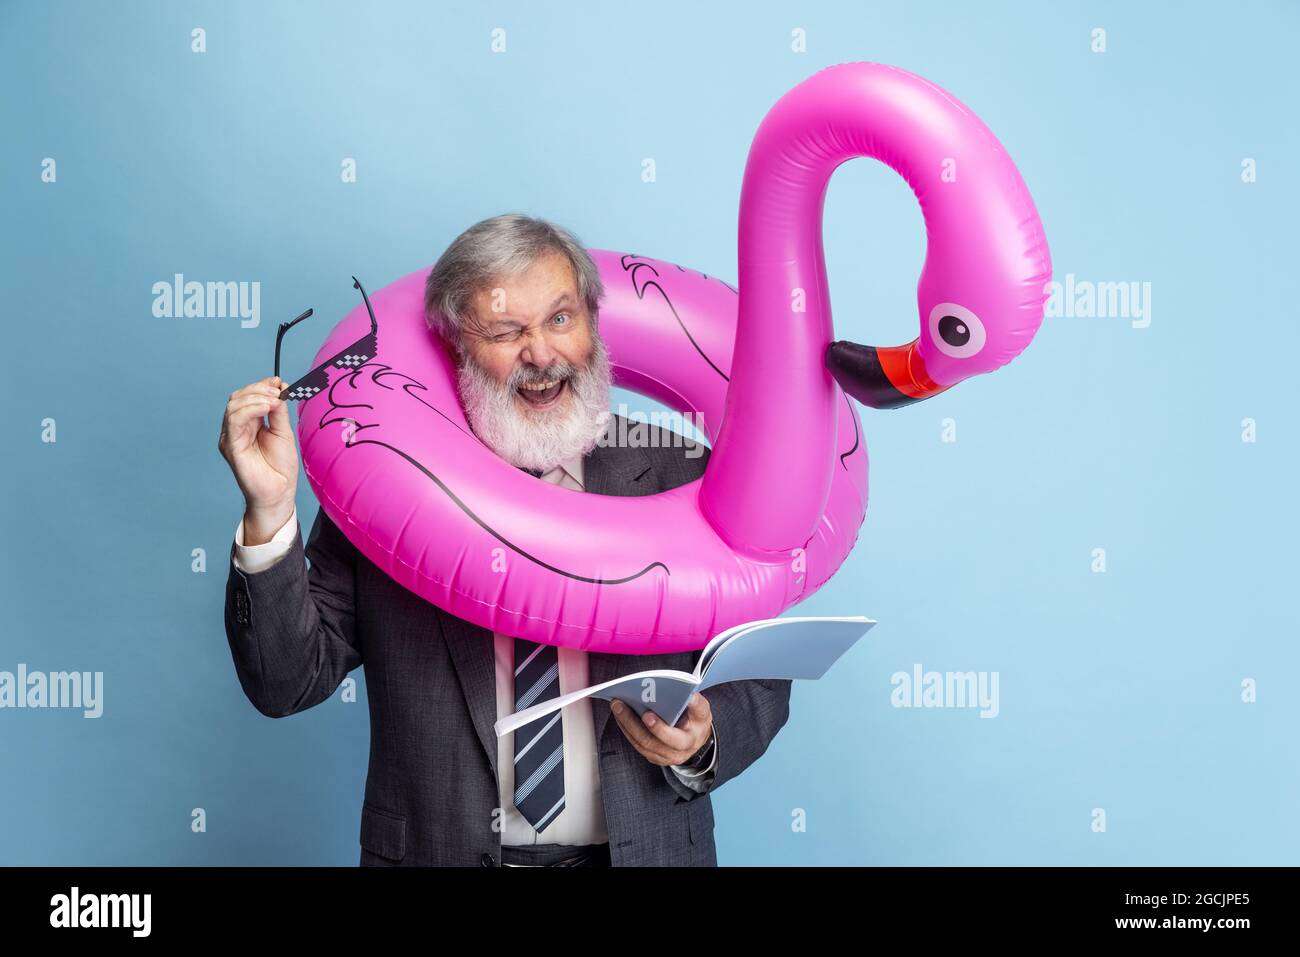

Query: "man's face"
left=460, top=248, right=594, bottom=416
left=453, top=248, right=613, bottom=472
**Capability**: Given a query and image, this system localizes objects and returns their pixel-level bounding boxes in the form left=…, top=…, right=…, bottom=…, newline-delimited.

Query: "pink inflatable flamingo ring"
left=272, top=62, right=1051, bottom=653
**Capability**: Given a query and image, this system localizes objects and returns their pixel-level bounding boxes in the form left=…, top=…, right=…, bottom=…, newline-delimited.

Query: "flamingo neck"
left=699, top=63, right=955, bottom=555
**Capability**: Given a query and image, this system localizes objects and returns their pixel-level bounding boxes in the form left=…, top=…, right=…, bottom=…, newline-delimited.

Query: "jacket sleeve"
left=662, top=664, right=792, bottom=801
left=224, top=506, right=363, bottom=718
left=690, top=678, right=792, bottom=796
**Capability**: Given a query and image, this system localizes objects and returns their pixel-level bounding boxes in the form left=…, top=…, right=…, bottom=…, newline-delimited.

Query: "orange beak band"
left=825, top=339, right=951, bottom=409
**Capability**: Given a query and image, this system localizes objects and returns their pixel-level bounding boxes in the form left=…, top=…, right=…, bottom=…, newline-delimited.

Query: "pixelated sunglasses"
left=275, top=276, right=379, bottom=402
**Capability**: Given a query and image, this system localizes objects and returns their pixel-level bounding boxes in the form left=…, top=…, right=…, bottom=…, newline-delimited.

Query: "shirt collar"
left=554, top=454, right=585, bottom=490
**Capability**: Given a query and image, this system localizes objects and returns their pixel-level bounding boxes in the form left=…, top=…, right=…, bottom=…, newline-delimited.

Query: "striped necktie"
left=512, top=464, right=565, bottom=832
left=512, top=635, right=565, bottom=832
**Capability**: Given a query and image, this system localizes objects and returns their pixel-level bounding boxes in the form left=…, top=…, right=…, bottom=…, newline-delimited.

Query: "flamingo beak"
left=825, top=340, right=951, bottom=410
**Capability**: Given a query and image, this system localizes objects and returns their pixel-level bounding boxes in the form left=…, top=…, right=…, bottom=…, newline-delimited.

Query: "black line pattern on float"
left=313, top=360, right=476, bottom=441
left=670, top=261, right=738, bottom=294
left=623, top=253, right=858, bottom=469
left=348, top=437, right=672, bottom=585
left=314, top=362, right=671, bottom=586
left=839, top=389, right=859, bottom=471
left=621, top=254, right=731, bottom=383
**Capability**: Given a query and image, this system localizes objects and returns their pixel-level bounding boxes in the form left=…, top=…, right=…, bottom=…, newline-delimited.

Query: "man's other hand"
left=610, top=693, right=713, bottom=766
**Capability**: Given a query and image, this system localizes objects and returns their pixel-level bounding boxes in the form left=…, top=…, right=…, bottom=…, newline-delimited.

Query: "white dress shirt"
left=232, top=454, right=717, bottom=848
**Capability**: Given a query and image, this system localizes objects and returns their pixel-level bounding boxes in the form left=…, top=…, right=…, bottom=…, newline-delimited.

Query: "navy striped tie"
left=512, top=464, right=565, bottom=832
left=512, top=636, right=565, bottom=832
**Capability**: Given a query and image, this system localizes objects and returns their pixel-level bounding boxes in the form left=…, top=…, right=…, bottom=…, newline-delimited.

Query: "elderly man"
left=218, top=214, right=792, bottom=866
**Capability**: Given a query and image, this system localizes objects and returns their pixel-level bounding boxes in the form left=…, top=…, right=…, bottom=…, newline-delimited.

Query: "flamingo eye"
left=928, top=303, right=986, bottom=359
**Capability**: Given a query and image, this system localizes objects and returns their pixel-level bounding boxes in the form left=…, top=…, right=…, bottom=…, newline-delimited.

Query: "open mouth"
left=516, top=377, right=567, bottom=410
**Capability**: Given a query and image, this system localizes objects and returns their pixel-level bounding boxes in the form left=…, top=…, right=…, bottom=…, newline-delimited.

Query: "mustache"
left=509, top=361, right=577, bottom=388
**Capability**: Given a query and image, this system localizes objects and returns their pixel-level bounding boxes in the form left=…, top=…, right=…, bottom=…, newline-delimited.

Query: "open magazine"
left=494, top=615, right=876, bottom=737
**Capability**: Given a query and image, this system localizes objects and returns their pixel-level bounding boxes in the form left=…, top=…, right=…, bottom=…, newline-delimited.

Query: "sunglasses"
left=275, top=276, right=380, bottom=401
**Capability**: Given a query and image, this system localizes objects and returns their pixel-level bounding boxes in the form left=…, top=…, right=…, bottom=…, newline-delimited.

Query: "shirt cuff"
left=232, top=505, right=299, bottom=574
left=668, top=728, right=717, bottom=789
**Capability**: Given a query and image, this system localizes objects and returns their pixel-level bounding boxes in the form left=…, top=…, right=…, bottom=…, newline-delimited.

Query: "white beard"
left=457, top=334, right=613, bottom=472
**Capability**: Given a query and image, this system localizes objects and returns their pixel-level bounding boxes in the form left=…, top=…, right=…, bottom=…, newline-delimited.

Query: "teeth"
left=520, top=380, right=560, bottom=392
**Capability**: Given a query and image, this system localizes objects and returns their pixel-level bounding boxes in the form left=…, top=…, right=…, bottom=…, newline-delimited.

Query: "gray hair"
left=423, top=213, right=604, bottom=352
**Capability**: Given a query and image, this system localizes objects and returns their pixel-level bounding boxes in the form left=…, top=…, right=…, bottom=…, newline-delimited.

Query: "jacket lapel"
left=578, top=436, right=662, bottom=732
left=584, top=437, right=690, bottom=743
left=440, top=611, right=501, bottom=782
left=442, top=434, right=661, bottom=782
left=582, top=434, right=654, bottom=496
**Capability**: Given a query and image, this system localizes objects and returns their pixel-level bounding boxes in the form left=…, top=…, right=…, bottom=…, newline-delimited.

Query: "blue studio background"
left=2, top=1, right=1297, bottom=865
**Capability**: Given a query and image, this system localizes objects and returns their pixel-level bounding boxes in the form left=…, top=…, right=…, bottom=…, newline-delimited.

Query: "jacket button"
left=480, top=852, right=496, bottom=867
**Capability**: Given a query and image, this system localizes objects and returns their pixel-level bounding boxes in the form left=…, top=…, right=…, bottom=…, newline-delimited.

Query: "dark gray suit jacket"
left=223, top=417, right=792, bottom=866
